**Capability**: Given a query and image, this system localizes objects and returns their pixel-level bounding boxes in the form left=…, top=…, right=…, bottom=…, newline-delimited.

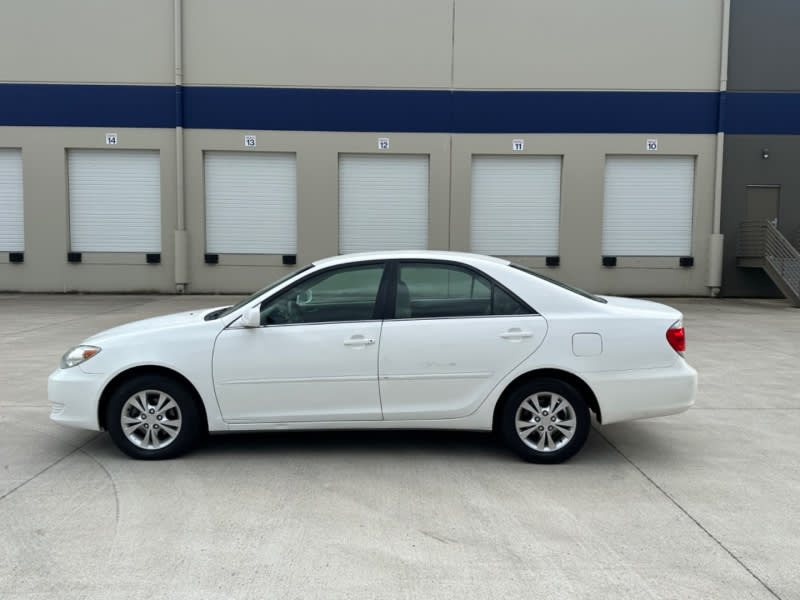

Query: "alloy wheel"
left=120, top=390, right=183, bottom=450
left=514, top=391, right=577, bottom=452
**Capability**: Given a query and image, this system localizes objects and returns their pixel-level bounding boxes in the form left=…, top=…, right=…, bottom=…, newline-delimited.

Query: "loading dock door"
left=0, top=149, right=23, bottom=251
left=339, top=154, right=429, bottom=254
left=204, top=152, right=297, bottom=254
left=68, top=150, right=161, bottom=252
left=470, top=155, right=561, bottom=256
left=602, top=156, right=694, bottom=256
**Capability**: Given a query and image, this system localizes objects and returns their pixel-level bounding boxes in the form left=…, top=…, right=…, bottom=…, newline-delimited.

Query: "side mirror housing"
left=239, top=306, right=261, bottom=328
left=296, top=288, right=313, bottom=306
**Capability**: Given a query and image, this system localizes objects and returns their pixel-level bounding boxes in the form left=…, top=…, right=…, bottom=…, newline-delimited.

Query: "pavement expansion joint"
left=593, top=426, right=784, bottom=600
left=79, top=446, right=121, bottom=535
left=0, top=433, right=101, bottom=502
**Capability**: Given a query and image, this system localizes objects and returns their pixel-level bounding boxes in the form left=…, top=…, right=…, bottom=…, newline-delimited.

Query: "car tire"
left=499, top=378, right=590, bottom=464
left=106, top=374, right=201, bottom=460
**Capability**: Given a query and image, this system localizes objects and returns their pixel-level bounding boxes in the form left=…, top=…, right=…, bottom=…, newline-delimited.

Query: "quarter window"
left=260, top=263, right=385, bottom=325
left=396, top=263, right=531, bottom=319
left=493, top=286, right=529, bottom=316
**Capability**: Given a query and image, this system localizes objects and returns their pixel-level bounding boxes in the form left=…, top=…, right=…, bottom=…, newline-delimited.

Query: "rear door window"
left=396, top=262, right=533, bottom=318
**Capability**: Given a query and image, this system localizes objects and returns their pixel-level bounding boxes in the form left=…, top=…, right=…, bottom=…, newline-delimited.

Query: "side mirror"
left=239, top=306, right=261, bottom=328
left=296, top=288, right=313, bottom=306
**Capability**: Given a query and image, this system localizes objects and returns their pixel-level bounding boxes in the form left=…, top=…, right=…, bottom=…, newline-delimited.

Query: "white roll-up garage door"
left=602, top=156, right=694, bottom=256
left=0, top=149, right=24, bottom=251
left=470, top=155, right=561, bottom=256
left=68, top=150, right=161, bottom=252
left=339, top=154, right=428, bottom=254
left=204, top=152, right=297, bottom=254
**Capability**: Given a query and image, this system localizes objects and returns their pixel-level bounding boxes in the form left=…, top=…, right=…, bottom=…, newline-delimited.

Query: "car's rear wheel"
left=106, top=375, right=201, bottom=460
left=499, top=378, right=590, bottom=464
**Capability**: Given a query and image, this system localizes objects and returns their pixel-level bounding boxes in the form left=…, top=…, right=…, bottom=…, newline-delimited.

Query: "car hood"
left=84, top=307, right=228, bottom=344
left=600, top=296, right=682, bottom=320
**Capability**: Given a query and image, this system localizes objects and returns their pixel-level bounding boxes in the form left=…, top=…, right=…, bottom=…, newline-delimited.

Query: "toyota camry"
left=49, top=251, right=696, bottom=463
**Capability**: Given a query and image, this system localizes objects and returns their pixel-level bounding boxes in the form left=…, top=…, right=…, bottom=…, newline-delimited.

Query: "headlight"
left=61, top=345, right=101, bottom=369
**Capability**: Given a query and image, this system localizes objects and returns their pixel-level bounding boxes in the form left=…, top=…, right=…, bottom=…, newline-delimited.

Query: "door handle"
left=344, top=336, right=375, bottom=346
left=500, top=329, right=533, bottom=340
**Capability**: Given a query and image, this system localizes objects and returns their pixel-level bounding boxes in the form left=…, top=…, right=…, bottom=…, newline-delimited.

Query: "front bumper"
left=585, top=358, right=697, bottom=425
left=48, top=367, right=106, bottom=431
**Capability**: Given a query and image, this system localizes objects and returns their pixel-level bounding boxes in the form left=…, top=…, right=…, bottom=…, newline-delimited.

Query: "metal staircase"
left=737, top=221, right=800, bottom=307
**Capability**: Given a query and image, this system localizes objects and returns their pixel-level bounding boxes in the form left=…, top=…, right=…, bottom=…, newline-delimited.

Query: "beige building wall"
left=0, top=0, right=173, bottom=84
left=183, top=0, right=721, bottom=90
left=0, top=127, right=176, bottom=293
left=183, top=130, right=451, bottom=293
left=454, top=0, right=722, bottom=91
left=183, top=0, right=454, bottom=88
left=0, top=126, right=715, bottom=295
left=451, top=134, right=717, bottom=296
left=0, top=0, right=725, bottom=295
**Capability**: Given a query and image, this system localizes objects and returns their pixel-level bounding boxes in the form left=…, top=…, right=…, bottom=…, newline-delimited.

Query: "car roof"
left=312, top=250, right=511, bottom=269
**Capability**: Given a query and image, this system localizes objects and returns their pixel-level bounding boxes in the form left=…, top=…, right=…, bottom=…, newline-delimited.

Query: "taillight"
left=666, top=321, right=685, bottom=354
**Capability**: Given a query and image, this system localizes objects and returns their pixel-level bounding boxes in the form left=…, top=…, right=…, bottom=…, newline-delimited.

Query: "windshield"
left=511, top=264, right=607, bottom=304
left=205, top=264, right=314, bottom=320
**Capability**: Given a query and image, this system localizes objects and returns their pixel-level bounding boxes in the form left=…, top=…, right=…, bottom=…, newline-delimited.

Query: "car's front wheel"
left=106, top=375, right=201, bottom=460
left=499, top=378, right=590, bottom=464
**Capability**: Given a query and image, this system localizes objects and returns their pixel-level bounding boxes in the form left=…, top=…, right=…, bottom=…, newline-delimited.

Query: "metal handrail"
left=737, top=221, right=800, bottom=299
left=737, top=221, right=768, bottom=257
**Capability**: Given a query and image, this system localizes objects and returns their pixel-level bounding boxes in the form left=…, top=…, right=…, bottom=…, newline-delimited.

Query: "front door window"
left=260, top=263, right=385, bottom=325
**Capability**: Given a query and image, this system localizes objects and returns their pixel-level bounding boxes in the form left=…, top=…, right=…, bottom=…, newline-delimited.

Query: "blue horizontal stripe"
left=451, top=90, right=719, bottom=134
left=0, top=83, right=798, bottom=135
left=723, top=92, right=800, bottom=135
left=182, top=87, right=453, bottom=132
left=0, top=84, right=176, bottom=128
left=183, top=88, right=719, bottom=134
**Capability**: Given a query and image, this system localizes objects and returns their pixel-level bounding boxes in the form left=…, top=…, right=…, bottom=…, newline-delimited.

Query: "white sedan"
left=49, top=251, right=696, bottom=463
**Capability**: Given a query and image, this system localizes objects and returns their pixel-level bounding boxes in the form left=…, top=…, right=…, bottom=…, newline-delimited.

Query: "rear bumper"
left=585, top=359, right=697, bottom=425
left=48, top=367, right=104, bottom=431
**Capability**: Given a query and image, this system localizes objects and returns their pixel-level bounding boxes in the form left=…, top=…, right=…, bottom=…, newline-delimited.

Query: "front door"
left=746, top=185, right=780, bottom=226
left=212, top=262, right=387, bottom=423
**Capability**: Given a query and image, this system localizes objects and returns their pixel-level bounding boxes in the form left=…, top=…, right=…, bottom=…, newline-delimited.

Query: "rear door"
left=378, top=261, right=547, bottom=420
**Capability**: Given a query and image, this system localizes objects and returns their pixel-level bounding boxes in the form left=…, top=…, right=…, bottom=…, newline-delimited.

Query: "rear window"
left=511, top=264, right=608, bottom=304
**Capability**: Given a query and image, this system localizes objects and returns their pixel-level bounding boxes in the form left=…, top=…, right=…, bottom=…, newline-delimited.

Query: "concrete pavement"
left=1, top=294, right=798, bottom=599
